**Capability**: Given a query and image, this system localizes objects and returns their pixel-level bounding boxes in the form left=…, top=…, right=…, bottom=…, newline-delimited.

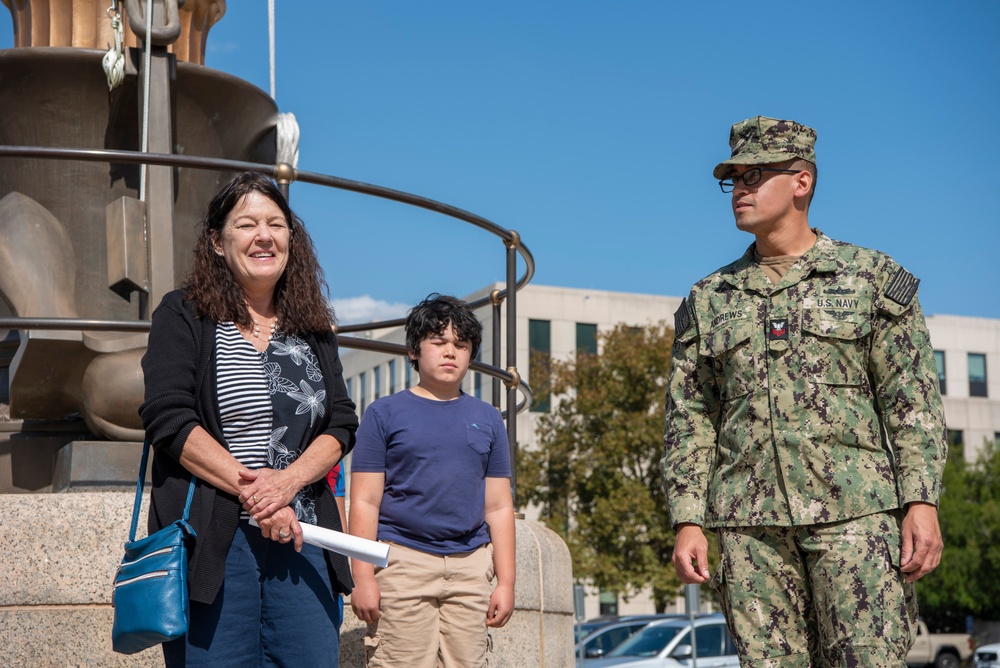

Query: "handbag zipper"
left=115, top=571, right=170, bottom=589
left=112, top=569, right=171, bottom=608
left=114, top=569, right=170, bottom=589
left=113, top=546, right=174, bottom=582
left=124, top=546, right=173, bottom=565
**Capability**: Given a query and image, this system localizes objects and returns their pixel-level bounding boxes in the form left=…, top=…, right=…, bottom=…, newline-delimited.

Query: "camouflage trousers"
left=710, top=511, right=918, bottom=667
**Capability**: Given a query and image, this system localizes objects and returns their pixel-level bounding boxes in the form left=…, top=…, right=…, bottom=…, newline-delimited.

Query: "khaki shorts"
left=364, top=542, right=494, bottom=668
left=711, top=511, right=917, bottom=667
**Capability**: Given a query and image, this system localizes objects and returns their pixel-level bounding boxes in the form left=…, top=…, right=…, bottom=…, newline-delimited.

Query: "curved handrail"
left=337, top=335, right=532, bottom=417
left=0, top=317, right=533, bottom=415
left=0, top=146, right=536, bottom=298
left=0, top=120, right=532, bottom=499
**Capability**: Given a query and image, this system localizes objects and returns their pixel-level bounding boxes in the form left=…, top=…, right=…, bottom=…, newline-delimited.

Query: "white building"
left=338, top=283, right=1000, bottom=618
left=924, top=315, right=1000, bottom=455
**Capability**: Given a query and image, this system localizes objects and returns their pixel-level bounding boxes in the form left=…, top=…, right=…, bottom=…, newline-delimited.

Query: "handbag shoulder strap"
left=128, top=440, right=197, bottom=543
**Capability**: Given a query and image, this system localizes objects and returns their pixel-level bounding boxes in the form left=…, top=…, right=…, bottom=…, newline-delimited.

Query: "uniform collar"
left=720, top=229, right=838, bottom=294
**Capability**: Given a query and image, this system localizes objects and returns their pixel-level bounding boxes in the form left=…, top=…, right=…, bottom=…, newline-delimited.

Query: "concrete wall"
left=0, top=493, right=574, bottom=667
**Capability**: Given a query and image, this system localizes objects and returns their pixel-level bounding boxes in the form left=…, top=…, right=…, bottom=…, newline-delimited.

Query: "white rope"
left=277, top=113, right=300, bottom=168
left=139, top=0, right=154, bottom=201
left=102, top=2, right=125, bottom=90
left=268, top=0, right=276, bottom=99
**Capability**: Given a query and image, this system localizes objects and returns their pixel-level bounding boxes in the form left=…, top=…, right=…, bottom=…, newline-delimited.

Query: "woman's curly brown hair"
left=184, top=171, right=336, bottom=335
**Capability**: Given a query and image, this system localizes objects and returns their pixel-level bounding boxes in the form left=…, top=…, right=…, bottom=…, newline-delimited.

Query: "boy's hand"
left=350, top=577, right=382, bottom=625
left=485, top=582, right=514, bottom=628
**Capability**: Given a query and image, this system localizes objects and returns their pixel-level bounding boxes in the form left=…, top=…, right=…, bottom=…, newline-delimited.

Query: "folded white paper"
left=249, top=519, right=389, bottom=567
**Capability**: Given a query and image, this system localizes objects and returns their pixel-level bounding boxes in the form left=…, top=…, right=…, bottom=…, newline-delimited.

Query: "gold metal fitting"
left=490, top=289, right=503, bottom=306
left=504, top=367, right=520, bottom=388
left=505, top=230, right=520, bottom=250
left=274, top=162, right=296, bottom=184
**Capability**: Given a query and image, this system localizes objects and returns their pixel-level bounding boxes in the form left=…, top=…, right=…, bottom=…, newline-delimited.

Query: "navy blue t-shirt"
left=351, top=390, right=511, bottom=555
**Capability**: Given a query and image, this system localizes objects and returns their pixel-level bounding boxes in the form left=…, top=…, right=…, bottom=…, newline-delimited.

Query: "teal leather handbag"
left=112, top=440, right=197, bottom=655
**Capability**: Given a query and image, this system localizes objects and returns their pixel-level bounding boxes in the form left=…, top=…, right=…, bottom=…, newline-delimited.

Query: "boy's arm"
left=348, top=471, right=386, bottom=624
left=484, top=476, right=516, bottom=628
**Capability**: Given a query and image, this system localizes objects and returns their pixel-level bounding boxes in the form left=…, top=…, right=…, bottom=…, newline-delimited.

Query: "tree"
left=517, top=323, right=716, bottom=611
left=917, top=437, right=1000, bottom=629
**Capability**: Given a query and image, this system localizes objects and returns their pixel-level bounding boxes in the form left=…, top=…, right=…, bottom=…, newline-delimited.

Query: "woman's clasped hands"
left=238, top=467, right=304, bottom=550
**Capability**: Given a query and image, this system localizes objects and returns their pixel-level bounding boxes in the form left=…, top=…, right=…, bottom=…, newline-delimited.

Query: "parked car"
left=575, top=620, right=617, bottom=645
left=583, top=614, right=739, bottom=667
left=575, top=620, right=660, bottom=663
left=573, top=614, right=687, bottom=646
left=906, top=618, right=974, bottom=668
left=974, top=642, right=1000, bottom=668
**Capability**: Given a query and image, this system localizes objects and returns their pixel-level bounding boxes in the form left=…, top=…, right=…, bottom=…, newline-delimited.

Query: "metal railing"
left=0, top=145, right=535, bottom=495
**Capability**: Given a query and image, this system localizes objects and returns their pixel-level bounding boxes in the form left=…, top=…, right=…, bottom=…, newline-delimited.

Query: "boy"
left=349, top=294, right=515, bottom=668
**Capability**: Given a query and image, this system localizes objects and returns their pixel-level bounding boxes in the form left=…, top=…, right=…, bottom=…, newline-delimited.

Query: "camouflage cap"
left=712, top=116, right=817, bottom=180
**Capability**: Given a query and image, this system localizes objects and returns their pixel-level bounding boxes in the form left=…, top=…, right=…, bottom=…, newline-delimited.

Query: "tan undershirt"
left=754, top=249, right=801, bottom=285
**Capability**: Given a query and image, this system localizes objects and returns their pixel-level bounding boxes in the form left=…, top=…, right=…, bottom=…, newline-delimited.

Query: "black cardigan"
left=139, top=290, right=358, bottom=604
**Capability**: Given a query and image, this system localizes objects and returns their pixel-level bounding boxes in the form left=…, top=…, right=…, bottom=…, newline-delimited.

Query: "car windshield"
left=609, top=625, right=684, bottom=657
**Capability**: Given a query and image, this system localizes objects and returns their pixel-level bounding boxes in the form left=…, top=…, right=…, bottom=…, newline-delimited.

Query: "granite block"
left=0, top=607, right=160, bottom=667
left=1, top=497, right=576, bottom=666
left=0, top=492, right=140, bottom=606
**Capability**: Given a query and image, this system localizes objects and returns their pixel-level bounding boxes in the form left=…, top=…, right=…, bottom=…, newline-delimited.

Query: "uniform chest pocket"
left=702, top=320, right=755, bottom=399
left=800, top=310, right=872, bottom=385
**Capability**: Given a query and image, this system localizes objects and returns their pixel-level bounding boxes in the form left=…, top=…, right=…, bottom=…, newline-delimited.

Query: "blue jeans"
left=164, top=520, right=342, bottom=667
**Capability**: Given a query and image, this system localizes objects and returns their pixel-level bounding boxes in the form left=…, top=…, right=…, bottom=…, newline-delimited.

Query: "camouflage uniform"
left=662, top=117, right=947, bottom=667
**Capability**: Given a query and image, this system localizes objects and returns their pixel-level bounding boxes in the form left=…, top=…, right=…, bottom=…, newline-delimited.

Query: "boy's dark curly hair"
left=405, top=294, right=482, bottom=371
left=183, top=171, right=335, bottom=335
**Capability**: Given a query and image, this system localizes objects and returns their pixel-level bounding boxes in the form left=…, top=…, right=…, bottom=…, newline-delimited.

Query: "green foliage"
left=916, top=438, right=1000, bottom=623
left=517, top=323, right=716, bottom=611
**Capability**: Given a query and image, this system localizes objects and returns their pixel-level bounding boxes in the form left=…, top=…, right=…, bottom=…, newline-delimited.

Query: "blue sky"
left=4, top=2, right=999, bottom=322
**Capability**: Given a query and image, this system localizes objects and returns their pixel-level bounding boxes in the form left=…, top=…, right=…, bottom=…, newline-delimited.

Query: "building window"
left=346, top=377, right=354, bottom=405
left=374, top=366, right=382, bottom=400
left=405, top=362, right=412, bottom=389
left=598, top=589, right=618, bottom=617
left=359, top=371, right=367, bottom=416
left=969, top=353, right=987, bottom=397
left=529, top=319, right=551, bottom=412
left=947, top=430, right=964, bottom=459
left=576, top=322, right=598, bottom=356
left=389, top=359, right=397, bottom=395
left=933, top=350, right=946, bottom=396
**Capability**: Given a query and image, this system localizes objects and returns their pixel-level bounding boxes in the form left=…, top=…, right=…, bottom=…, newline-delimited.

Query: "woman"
left=140, top=171, right=358, bottom=666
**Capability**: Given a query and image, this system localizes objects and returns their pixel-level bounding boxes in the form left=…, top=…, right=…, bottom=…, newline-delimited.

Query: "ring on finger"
left=252, top=495, right=258, bottom=504
left=279, top=530, right=289, bottom=539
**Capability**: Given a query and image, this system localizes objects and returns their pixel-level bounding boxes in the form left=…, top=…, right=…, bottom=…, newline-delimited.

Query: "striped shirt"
left=216, top=323, right=273, bottom=469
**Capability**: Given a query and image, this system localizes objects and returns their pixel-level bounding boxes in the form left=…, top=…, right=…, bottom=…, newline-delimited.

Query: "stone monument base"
left=0, top=425, right=144, bottom=494
left=0, top=491, right=574, bottom=667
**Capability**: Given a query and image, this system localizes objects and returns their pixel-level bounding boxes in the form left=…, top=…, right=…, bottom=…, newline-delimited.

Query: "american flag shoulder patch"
left=674, top=298, right=692, bottom=336
left=885, top=267, right=920, bottom=306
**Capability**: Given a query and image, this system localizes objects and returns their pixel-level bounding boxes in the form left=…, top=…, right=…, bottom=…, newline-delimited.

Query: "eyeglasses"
left=718, top=167, right=801, bottom=193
